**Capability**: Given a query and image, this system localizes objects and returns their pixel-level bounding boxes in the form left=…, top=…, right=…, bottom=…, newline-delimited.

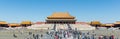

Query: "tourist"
left=36, top=34, right=39, bottom=39
left=29, top=32, right=32, bottom=35
left=13, top=34, right=17, bottom=38
left=109, top=35, right=114, bottom=39
left=41, top=34, right=43, bottom=37
left=33, top=34, right=36, bottom=39
left=87, top=32, right=89, bottom=35
left=91, top=35, right=95, bottom=39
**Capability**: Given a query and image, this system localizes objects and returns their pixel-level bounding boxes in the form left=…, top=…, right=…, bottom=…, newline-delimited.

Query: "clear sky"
left=0, top=0, right=120, bottom=23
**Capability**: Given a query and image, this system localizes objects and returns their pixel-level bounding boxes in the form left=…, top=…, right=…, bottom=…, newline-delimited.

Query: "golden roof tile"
left=8, top=23, right=20, bottom=27
left=115, top=21, right=120, bottom=24
left=21, top=21, right=32, bottom=24
left=91, top=21, right=101, bottom=25
left=0, top=21, right=7, bottom=24
left=47, top=12, right=75, bottom=19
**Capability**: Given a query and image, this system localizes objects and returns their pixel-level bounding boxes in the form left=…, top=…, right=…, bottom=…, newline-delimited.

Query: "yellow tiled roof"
left=47, top=12, right=75, bottom=19
left=115, top=21, right=120, bottom=24
left=0, top=21, right=7, bottom=24
left=100, top=23, right=114, bottom=27
left=105, top=23, right=114, bottom=26
left=100, top=24, right=106, bottom=26
left=8, top=23, right=20, bottom=27
left=21, top=21, right=32, bottom=24
left=91, top=21, right=101, bottom=25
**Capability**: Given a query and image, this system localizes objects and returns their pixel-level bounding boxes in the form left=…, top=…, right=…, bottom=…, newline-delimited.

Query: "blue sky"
left=0, top=0, right=120, bottom=23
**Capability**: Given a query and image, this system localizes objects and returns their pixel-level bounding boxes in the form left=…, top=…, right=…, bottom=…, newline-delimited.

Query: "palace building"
left=8, top=23, right=20, bottom=27
left=103, top=23, right=114, bottom=28
left=46, top=12, right=76, bottom=24
left=0, top=21, right=8, bottom=27
left=114, top=21, right=120, bottom=27
left=90, top=21, right=101, bottom=26
left=21, top=21, right=32, bottom=27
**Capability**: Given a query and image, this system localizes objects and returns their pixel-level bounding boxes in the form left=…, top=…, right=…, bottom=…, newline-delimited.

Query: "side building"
left=21, top=21, right=32, bottom=27
left=0, top=21, right=8, bottom=27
